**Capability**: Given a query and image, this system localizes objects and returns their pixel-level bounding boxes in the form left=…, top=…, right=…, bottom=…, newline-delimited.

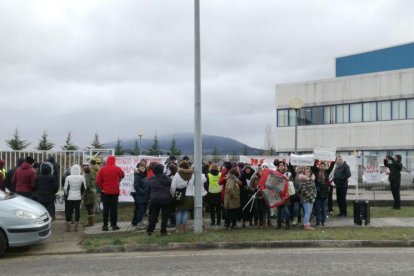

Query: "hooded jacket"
left=64, top=165, right=87, bottom=201
left=35, top=162, right=58, bottom=202
left=12, top=162, right=36, bottom=193
left=96, top=156, right=125, bottom=195
left=133, top=168, right=149, bottom=203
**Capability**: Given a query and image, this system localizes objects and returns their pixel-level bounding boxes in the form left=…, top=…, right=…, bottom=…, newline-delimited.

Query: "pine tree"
left=169, top=137, right=181, bottom=156
left=147, top=134, right=162, bottom=156
left=5, top=128, right=30, bottom=150
left=115, top=137, right=125, bottom=155
left=90, top=133, right=104, bottom=149
left=61, top=131, right=79, bottom=151
left=128, top=140, right=140, bottom=155
left=35, top=131, right=54, bottom=151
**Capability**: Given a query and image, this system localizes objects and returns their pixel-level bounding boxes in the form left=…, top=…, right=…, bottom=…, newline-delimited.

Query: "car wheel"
left=0, top=229, right=8, bottom=257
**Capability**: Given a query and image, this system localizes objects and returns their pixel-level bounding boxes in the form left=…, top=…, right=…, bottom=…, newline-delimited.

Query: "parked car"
left=0, top=191, right=52, bottom=256
left=362, top=166, right=414, bottom=190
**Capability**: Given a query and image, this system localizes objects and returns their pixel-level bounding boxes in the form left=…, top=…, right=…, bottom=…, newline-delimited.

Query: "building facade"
left=275, top=43, right=414, bottom=171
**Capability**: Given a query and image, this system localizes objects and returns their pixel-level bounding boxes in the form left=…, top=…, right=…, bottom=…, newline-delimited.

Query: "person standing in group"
left=82, top=163, right=97, bottom=227
left=332, top=156, right=351, bottom=217
left=248, top=166, right=265, bottom=227
left=312, top=160, right=336, bottom=226
left=133, top=162, right=150, bottom=230
left=35, top=162, right=59, bottom=220
left=147, top=164, right=173, bottom=236
left=96, top=156, right=125, bottom=231
left=275, top=161, right=290, bottom=229
left=90, top=159, right=101, bottom=213
left=240, top=165, right=255, bottom=227
left=207, top=163, right=222, bottom=226
left=384, top=154, right=403, bottom=210
left=224, top=167, right=241, bottom=230
left=299, top=168, right=317, bottom=230
left=63, top=164, right=86, bottom=232
left=287, top=163, right=305, bottom=226
left=12, top=156, right=36, bottom=199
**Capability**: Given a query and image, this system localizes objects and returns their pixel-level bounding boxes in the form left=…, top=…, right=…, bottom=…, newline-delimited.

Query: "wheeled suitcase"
left=353, top=200, right=370, bottom=226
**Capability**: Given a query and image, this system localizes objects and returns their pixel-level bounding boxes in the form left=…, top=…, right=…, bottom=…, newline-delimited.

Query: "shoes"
left=292, top=217, right=298, bottom=226
left=315, top=223, right=320, bottom=226
left=136, top=222, right=147, bottom=230
left=102, top=225, right=109, bottom=231
left=147, top=231, right=152, bottom=236
left=167, top=224, right=176, bottom=228
left=304, top=225, right=315, bottom=231
left=112, top=226, right=120, bottom=231
left=321, top=222, right=326, bottom=226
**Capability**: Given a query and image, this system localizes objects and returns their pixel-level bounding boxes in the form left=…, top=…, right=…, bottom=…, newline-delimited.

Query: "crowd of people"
left=0, top=153, right=404, bottom=235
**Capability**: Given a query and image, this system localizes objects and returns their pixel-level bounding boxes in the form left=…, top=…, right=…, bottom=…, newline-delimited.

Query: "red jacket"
left=96, top=156, right=125, bottom=195
left=219, top=168, right=228, bottom=202
left=12, top=162, right=36, bottom=193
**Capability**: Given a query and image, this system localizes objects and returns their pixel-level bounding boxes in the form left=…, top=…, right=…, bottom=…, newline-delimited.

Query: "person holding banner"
left=240, top=165, right=255, bottom=227
left=287, top=163, right=305, bottom=226
left=275, top=161, right=291, bottom=230
left=333, top=156, right=351, bottom=218
left=384, top=155, right=403, bottom=210
left=312, top=160, right=335, bottom=226
left=248, top=167, right=266, bottom=227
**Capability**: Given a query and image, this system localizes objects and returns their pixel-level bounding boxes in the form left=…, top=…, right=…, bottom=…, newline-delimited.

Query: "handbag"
left=288, top=181, right=296, bottom=196
left=174, top=180, right=189, bottom=202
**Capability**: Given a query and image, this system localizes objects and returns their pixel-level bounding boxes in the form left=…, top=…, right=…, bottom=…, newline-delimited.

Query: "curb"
left=92, top=240, right=414, bottom=253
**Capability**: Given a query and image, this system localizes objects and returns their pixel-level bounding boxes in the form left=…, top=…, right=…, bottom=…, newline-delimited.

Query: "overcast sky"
left=1, top=0, right=413, bottom=150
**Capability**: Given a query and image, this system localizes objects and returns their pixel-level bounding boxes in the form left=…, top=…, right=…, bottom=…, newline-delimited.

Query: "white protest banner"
left=239, top=155, right=290, bottom=170
left=313, top=146, right=337, bottom=161
left=115, top=155, right=168, bottom=202
left=342, top=155, right=358, bottom=187
left=289, top=154, right=314, bottom=166
left=364, top=155, right=380, bottom=183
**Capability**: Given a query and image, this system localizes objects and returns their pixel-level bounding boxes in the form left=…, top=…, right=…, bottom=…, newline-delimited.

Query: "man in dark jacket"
left=332, top=156, right=351, bottom=217
left=384, top=155, right=403, bottom=209
left=146, top=164, right=173, bottom=236
left=12, top=156, right=36, bottom=199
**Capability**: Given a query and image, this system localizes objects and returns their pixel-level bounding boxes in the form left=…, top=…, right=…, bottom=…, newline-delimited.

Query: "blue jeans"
left=175, top=209, right=189, bottom=225
left=302, top=202, right=313, bottom=226
left=314, top=197, right=327, bottom=224
left=135, top=202, right=147, bottom=224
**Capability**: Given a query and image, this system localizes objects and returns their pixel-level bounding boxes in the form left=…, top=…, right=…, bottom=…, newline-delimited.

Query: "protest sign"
left=364, top=155, right=380, bottom=183
left=289, top=154, right=314, bottom=166
left=116, top=155, right=168, bottom=202
left=342, top=155, right=358, bottom=187
left=257, top=169, right=289, bottom=207
left=239, top=155, right=289, bottom=170
left=313, top=146, right=336, bottom=161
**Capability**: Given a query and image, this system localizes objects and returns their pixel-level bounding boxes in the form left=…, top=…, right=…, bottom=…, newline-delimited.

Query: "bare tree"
left=264, top=125, right=276, bottom=155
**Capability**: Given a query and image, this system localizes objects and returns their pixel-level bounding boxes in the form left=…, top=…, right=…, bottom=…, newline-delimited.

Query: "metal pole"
left=139, top=135, right=142, bottom=156
left=193, top=0, right=203, bottom=234
left=294, top=108, right=298, bottom=154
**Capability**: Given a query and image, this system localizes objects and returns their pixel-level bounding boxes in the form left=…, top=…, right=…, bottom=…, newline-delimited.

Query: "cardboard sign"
left=364, top=155, right=380, bottom=183
left=313, top=146, right=336, bottom=161
left=290, top=154, right=314, bottom=166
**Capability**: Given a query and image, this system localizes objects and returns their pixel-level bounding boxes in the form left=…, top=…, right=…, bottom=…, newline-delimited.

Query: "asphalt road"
left=2, top=248, right=414, bottom=275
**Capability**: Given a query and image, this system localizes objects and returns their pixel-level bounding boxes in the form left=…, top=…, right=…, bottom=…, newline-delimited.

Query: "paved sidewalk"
left=5, top=215, right=414, bottom=257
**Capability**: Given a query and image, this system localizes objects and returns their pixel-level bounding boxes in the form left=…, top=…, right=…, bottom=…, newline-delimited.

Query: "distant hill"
left=105, top=133, right=264, bottom=155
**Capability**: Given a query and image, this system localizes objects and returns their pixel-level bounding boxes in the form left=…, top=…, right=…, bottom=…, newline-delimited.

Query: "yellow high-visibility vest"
left=208, top=173, right=222, bottom=194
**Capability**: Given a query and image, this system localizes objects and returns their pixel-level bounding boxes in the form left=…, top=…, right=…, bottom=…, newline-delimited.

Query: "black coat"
left=384, top=157, right=402, bottom=184
left=312, top=161, right=335, bottom=198
left=35, top=174, right=58, bottom=203
left=134, top=172, right=150, bottom=204
left=333, top=162, right=351, bottom=187
left=148, top=174, right=172, bottom=205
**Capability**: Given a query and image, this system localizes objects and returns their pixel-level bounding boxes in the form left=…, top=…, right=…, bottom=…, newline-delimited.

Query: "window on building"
left=311, top=106, right=324, bottom=125
left=378, top=101, right=391, bottom=121
left=277, top=110, right=289, bottom=127
left=407, top=99, right=414, bottom=119
left=324, top=106, right=336, bottom=124
left=363, top=102, right=377, bottom=122
left=336, top=104, right=349, bottom=123
left=298, top=107, right=312, bottom=125
left=392, top=100, right=406, bottom=120
left=289, top=109, right=297, bottom=126
left=350, top=103, right=362, bottom=122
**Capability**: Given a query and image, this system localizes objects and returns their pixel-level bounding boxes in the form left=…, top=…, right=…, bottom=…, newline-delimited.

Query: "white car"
left=0, top=191, right=52, bottom=256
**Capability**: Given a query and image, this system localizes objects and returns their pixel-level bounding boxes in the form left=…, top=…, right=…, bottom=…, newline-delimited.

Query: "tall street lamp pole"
left=193, top=0, right=203, bottom=234
left=138, top=130, right=144, bottom=156
left=289, top=97, right=304, bottom=154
